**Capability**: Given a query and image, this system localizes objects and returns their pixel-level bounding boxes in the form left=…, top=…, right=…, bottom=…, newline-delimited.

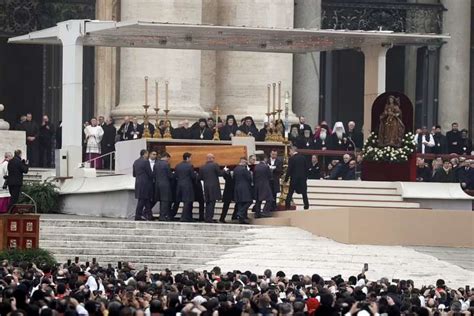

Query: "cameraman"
left=6, top=149, right=29, bottom=211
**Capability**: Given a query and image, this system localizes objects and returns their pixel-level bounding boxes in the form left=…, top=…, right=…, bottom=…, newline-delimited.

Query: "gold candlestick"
left=212, top=105, right=221, bottom=141
left=153, top=81, right=162, bottom=138
left=277, top=81, right=282, bottom=120
left=267, top=84, right=271, bottom=114
left=163, top=109, right=172, bottom=139
left=142, top=104, right=151, bottom=138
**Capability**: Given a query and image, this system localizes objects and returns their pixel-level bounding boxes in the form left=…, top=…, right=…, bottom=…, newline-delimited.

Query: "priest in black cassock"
left=295, top=128, right=317, bottom=150
left=191, top=118, right=213, bottom=140
left=290, top=116, right=312, bottom=137
left=346, top=121, right=364, bottom=150
left=220, top=115, right=239, bottom=140
left=238, top=116, right=259, bottom=137
left=432, top=125, right=448, bottom=155
left=328, top=122, right=349, bottom=151
left=446, top=122, right=462, bottom=154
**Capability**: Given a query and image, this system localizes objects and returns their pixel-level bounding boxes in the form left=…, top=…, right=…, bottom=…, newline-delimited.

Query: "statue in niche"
left=378, top=95, right=405, bottom=147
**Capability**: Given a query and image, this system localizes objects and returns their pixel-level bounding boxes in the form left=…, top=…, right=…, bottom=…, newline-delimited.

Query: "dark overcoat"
left=153, top=160, right=174, bottom=201
left=7, top=156, right=29, bottom=186
left=175, top=161, right=195, bottom=202
left=253, top=162, right=273, bottom=201
left=199, top=161, right=223, bottom=202
left=269, top=157, right=283, bottom=193
left=222, top=171, right=235, bottom=202
left=285, top=153, right=309, bottom=194
left=233, top=165, right=253, bottom=202
left=132, top=158, right=153, bottom=199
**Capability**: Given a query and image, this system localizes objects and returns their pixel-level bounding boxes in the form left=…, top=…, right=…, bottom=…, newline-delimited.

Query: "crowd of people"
left=0, top=258, right=472, bottom=316
left=131, top=146, right=313, bottom=224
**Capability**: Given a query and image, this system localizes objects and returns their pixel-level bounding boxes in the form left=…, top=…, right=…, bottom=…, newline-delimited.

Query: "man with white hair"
left=347, top=121, right=364, bottom=150
left=328, top=121, right=349, bottom=151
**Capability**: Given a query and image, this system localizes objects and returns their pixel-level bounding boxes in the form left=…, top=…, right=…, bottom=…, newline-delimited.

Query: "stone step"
left=40, top=219, right=258, bottom=231
left=306, top=187, right=399, bottom=195
left=40, top=233, right=245, bottom=245
left=307, top=180, right=398, bottom=189
left=45, top=254, right=212, bottom=265
left=39, top=240, right=231, bottom=252
left=304, top=193, right=402, bottom=201
left=291, top=199, right=420, bottom=208
left=40, top=226, right=249, bottom=238
left=44, top=247, right=225, bottom=259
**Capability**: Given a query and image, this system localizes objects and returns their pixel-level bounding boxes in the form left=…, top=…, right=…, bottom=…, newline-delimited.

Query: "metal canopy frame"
left=9, top=20, right=449, bottom=53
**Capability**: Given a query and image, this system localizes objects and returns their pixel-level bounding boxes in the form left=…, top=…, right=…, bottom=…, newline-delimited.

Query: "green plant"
left=0, top=248, right=57, bottom=267
left=362, top=132, right=416, bottom=163
left=18, top=181, right=62, bottom=213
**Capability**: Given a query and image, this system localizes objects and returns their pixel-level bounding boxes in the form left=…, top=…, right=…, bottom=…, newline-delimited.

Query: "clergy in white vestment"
left=84, top=118, right=104, bottom=169
left=0, top=152, right=12, bottom=189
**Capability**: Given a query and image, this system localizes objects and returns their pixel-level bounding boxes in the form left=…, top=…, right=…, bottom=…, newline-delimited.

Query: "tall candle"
left=267, top=84, right=271, bottom=113
left=155, top=81, right=159, bottom=108
left=278, top=81, right=281, bottom=111
left=144, top=76, right=149, bottom=105
left=272, top=83, right=276, bottom=114
left=165, top=81, right=169, bottom=111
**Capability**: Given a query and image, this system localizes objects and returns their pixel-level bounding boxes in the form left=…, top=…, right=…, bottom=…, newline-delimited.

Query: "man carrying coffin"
left=285, top=146, right=310, bottom=210
left=268, top=149, right=283, bottom=211
left=132, top=149, right=153, bottom=221
left=253, top=155, right=273, bottom=218
left=233, top=157, right=253, bottom=224
left=153, top=152, right=174, bottom=221
left=199, top=153, right=224, bottom=223
left=175, top=152, right=196, bottom=222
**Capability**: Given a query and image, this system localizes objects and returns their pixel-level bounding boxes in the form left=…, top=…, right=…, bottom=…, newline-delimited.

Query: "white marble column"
left=112, top=0, right=208, bottom=122
left=215, top=0, right=294, bottom=123
left=438, top=0, right=471, bottom=131
left=361, top=45, right=388, bottom=139
left=293, top=0, right=321, bottom=128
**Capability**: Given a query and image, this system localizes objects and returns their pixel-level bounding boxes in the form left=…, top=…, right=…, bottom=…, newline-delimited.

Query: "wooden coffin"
left=167, top=145, right=247, bottom=169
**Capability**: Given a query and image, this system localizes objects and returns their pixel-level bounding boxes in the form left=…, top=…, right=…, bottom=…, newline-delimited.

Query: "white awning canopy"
left=9, top=20, right=449, bottom=53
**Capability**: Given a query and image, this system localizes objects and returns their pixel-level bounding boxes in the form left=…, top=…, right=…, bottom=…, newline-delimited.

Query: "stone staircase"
left=39, top=216, right=261, bottom=271
left=24, top=168, right=56, bottom=184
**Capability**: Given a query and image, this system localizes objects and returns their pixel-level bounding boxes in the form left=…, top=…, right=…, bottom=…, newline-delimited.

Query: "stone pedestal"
left=215, top=0, right=295, bottom=123
left=293, top=0, right=321, bottom=128
left=112, top=0, right=208, bottom=123
left=438, top=0, right=471, bottom=131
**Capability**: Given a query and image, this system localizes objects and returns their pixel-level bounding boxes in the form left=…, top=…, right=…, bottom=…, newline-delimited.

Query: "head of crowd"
left=0, top=259, right=472, bottom=316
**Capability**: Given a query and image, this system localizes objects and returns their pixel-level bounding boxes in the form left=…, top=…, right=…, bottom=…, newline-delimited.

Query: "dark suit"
left=253, top=162, right=273, bottom=216
left=138, top=123, right=155, bottom=138
left=101, top=123, right=116, bottom=169
left=220, top=170, right=236, bottom=222
left=118, top=123, right=134, bottom=141
left=233, top=165, right=253, bottom=220
left=269, top=157, right=283, bottom=210
left=432, top=168, right=456, bottom=183
left=199, top=161, right=223, bottom=222
left=38, top=123, right=54, bottom=168
left=308, top=163, right=321, bottom=179
left=446, top=130, right=462, bottom=154
left=175, top=161, right=196, bottom=221
left=153, top=160, right=174, bottom=220
left=433, top=133, right=448, bottom=155
left=457, top=167, right=474, bottom=189
left=6, top=156, right=29, bottom=211
left=416, top=166, right=432, bottom=182
left=133, top=157, right=153, bottom=220
left=285, top=153, right=309, bottom=209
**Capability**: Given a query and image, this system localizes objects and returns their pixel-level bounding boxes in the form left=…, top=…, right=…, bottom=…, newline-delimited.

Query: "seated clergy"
left=328, top=122, right=349, bottom=151
left=238, top=116, right=259, bottom=137
left=191, top=118, right=213, bottom=140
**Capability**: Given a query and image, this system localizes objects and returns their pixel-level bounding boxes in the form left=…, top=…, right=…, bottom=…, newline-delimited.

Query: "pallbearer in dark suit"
left=285, top=146, right=310, bottom=210
left=233, top=157, right=253, bottom=224
left=199, top=153, right=224, bottom=223
left=253, top=155, right=273, bottom=218
left=153, top=152, right=174, bottom=221
left=175, top=152, right=196, bottom=222
left=268, top=149, right=283, bottom=211
left=220, top=167, right=235, bottom=223
left=133, top=149, right=153, bottom=220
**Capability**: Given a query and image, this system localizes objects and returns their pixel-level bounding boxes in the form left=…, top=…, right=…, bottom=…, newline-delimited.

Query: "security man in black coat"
left=233, top=157, right=253, bottom=224
left=153, top=152, right=174, bottom=221
left=253, top=155, right=273, bottom=218
left=132, top=149, right=153, bottom=220
left=199, top=153, right=224, bottom=222
left=285, top=146, right=310, bottom=210
left=220, top=167, right=235, bottom=223
left=6, top=149, right=29, bottom=211
left=268, top=149, right=283, bottom=210
left=175, top=152, right=196, bottom=222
